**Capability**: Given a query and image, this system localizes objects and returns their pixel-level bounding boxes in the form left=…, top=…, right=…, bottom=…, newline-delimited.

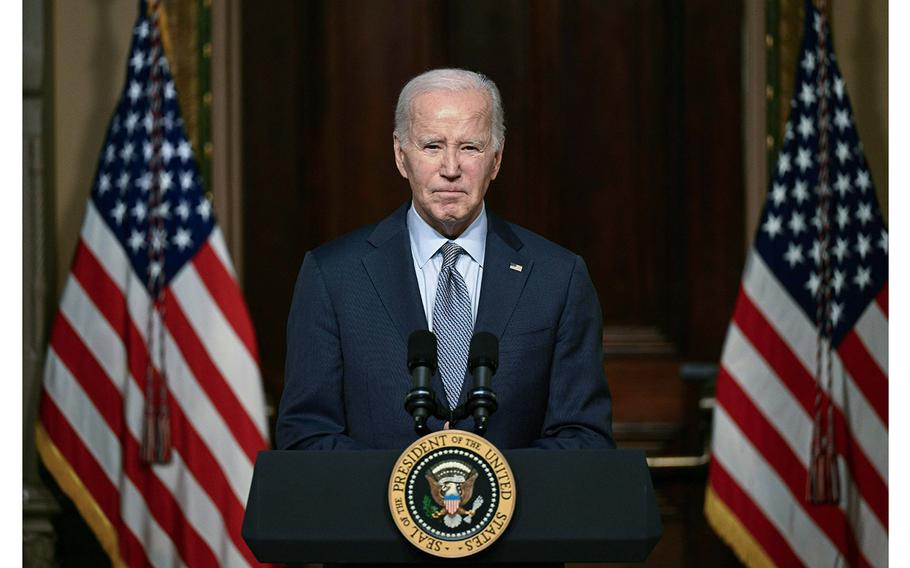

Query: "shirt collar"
left=407, top=202, right=487, bottom=269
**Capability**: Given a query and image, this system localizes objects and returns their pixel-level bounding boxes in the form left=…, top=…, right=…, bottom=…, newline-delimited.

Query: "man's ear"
left=490, top=140, right=505, bottom=181
left=393, top=134, right=409, bottom=179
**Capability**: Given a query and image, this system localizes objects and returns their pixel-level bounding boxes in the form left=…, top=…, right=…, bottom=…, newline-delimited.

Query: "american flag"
left=705, top=2, right=887, bottom=567
left=35, top=2, right=269, bottom=566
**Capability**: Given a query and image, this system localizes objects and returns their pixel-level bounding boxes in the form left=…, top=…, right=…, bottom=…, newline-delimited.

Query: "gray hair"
left=394, top=68, right=506, bottom=151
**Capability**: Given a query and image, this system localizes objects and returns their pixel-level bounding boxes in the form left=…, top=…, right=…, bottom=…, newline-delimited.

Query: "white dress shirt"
left=407, top=202, right=487, bottom=329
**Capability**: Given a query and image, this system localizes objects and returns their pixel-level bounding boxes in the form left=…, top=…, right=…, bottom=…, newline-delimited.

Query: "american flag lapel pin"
left=509, top=263, right=523, bottom=272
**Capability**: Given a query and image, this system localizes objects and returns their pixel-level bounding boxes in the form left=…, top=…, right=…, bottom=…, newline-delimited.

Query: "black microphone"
left=467, top=332, right=499, bottom=435
left=404, top=331, right=438, bottom=435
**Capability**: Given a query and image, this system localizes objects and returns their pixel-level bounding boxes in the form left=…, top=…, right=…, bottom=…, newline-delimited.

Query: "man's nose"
left=439, top=146, right=460, bottom=179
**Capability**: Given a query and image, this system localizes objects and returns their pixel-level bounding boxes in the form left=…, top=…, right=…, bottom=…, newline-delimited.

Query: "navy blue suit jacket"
left=276, top=203, right=615, bottom=450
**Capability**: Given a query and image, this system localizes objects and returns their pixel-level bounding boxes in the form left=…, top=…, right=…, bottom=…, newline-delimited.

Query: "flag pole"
left=140, top=0, right=173, bottom=465
left=807, top=0, right=839, bottom=505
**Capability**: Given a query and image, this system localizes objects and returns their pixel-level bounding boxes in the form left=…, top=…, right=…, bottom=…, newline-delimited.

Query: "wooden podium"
left=243, top=448, right=662, bottom=564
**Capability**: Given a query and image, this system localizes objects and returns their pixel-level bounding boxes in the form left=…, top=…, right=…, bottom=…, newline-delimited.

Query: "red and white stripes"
left=707, top=251, right=888, bottom=567
left=38, top=201, right=269, bottom=567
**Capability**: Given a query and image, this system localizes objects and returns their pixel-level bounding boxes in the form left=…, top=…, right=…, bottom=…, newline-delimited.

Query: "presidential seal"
left=388, top=430, right=515, bottom=558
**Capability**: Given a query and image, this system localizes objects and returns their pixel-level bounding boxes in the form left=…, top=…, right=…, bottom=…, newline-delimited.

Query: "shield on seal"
left=444, top=494, right=460, bottom=515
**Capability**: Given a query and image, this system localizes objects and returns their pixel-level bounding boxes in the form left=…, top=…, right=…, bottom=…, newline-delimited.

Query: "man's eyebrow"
left=413, top=136, right=487, bottom=147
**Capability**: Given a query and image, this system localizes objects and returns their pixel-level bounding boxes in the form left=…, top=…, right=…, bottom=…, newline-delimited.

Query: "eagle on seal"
left=425, top=460, right=484, bottom=528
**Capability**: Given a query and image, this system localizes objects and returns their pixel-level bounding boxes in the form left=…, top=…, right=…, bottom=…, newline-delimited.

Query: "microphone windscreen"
left=407, top=330, right=437, bottom=371
left=468, top=332, right=499, bottom=371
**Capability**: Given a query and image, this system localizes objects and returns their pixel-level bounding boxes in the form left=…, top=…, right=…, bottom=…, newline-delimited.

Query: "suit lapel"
left=474, top=213, right=532, bottom=341
left=362, top=204, right=428, bottom=345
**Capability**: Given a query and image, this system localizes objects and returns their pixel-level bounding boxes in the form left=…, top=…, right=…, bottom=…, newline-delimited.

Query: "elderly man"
left=276, top=68, right=614, bottom=451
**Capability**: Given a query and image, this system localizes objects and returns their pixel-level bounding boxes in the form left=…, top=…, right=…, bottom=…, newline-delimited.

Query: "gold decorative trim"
left=35, top=423, right=126, bottom=568
left=704, top=485, right=775, bottom=568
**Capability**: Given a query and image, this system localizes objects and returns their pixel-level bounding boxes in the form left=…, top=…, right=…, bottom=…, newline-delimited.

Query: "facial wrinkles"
left=410, top=105, right=491, bottom=151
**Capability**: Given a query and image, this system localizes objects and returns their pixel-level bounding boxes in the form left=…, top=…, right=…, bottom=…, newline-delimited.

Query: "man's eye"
left=424, top=144, right=441, bottom=150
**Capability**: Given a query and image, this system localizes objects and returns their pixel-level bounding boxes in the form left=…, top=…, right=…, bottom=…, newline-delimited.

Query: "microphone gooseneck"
left=467, top=332, right=499, bottom=435
left=405, top=331, right=438, bottom=435
left=403, top=331, right=501, bottom=437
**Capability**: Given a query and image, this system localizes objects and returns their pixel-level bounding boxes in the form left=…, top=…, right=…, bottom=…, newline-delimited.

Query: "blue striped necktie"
left=433, top=241, right=473, bottom=409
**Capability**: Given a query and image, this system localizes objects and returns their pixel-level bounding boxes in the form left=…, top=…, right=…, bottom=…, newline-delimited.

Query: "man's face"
left=394, top=89, right=503, bottom=238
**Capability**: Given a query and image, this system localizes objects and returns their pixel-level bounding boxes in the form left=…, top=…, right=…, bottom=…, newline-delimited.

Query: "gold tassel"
left=807, top=398, right=840, bottom=504
left=140, top=364, right=173, bottom=465
left=140, top=365, right=158, bottom=464
left=155, top=386, right=173, bottom=464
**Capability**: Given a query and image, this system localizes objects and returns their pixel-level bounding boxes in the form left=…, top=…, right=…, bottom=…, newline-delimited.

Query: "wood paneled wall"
left=242, top=2, right=744, bottom=564
left=243, top=0, right=744, bottom=389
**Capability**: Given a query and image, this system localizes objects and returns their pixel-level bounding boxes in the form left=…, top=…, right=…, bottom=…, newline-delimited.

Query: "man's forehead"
left=432, top=104, right=471, bottom=120
left=411, top=89, right=491, bottom=118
